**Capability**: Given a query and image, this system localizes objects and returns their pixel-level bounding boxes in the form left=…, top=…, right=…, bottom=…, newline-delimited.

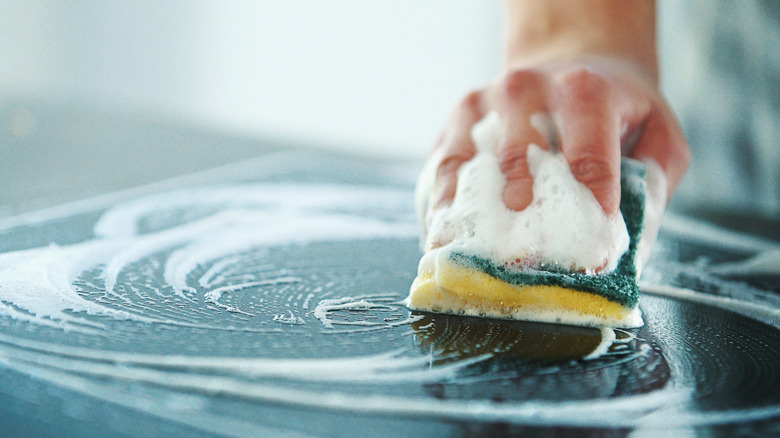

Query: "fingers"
left=629, top=106, right=691, bottom=198
left=433, top=91, right=483, bottom=207
left=430, top=65, right=689, bottom=222
left=553, top=68, right=622, bottom=215
left=493, top=70, right=549, bottom=211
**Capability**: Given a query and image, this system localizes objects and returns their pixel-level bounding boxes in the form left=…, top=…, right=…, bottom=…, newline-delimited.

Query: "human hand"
left=419, top=57, right=690, bottom=251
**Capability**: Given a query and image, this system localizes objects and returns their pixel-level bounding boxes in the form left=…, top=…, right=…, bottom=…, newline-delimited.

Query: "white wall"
left=0, top=1, right=502, bottom=158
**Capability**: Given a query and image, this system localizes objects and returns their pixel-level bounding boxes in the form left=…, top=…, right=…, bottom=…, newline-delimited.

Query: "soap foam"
left=418, top=111, right=630, bottom=274
left=0, top=184, right=417, bottom=332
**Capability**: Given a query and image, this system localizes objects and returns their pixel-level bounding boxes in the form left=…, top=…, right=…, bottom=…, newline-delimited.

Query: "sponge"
left=406, top=159, right=647, bottom=328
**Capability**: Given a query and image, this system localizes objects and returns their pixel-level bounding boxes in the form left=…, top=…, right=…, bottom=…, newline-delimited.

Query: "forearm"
left=504, top=0, right=658, bottom=84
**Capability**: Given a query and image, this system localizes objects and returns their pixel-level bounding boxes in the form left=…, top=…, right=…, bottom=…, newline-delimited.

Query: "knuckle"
left=502, top=70, right=539, bottom=99
left=458, top=90, right=483, bottom=113
left=436, top=153, right=471, bottom=178
left=498, top=146, right=531, bottom=179
left=558, top=67, right=609, bottom=101
left=569, top=154, right=616, bottom=187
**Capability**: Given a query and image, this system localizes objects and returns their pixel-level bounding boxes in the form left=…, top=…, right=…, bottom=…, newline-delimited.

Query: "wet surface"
left=0, top=149, right=778, bottom=437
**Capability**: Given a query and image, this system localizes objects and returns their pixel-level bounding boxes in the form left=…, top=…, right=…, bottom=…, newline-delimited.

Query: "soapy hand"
left=422, top=0, right=691, bottom=255
left=431, top=58, right=690, bottom=219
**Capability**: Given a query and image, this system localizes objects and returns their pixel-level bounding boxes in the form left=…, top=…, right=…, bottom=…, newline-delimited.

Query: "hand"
left=430, top=57, right=690, bottom=217
left=421, top=57, right=690, bottom=253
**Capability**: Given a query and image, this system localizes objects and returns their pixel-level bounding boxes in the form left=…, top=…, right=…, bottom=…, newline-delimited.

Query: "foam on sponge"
left=406, top=112, right=662, bottom=328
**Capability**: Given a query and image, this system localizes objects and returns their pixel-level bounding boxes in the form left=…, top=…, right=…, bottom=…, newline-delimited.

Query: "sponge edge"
left=407, top=249, right=643, bottom=327
left=405, top=158, right=647, bottom=328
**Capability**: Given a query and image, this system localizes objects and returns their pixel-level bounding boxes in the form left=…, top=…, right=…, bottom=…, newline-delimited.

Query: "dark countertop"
left=0, top=96, right=777, bottom=437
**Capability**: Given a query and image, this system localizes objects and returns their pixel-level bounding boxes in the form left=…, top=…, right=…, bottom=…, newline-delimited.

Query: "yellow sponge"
left=407, top=251, right=641, bottom=327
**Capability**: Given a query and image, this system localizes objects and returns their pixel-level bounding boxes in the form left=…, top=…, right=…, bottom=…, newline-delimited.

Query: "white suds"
left=311, top=295, right=395, bottom=329
left=311, top=295, right=423, bottom=331
left=0, top=184, right=417, bottom=331
left=204, top=278, right=300, bottom=315
left=585, top=327, right=616, bottom=359
left=417, top=111, right=630, bottom=275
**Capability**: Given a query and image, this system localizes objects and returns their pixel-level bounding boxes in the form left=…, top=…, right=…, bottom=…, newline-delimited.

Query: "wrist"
left=504, top=0, right=658, bottom=85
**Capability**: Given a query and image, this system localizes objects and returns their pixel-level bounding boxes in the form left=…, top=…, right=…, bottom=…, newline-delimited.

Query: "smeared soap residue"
left=312, top=295, right=423, bottom=330
left=0, top=184, right=417, bottom=331
left=0, top=241, right=159, bottom=332
left=273, top=312, right=305, bottom=325
left=581, top=328, right=638, bottom=360
left=204, top=278, right=301, bottom=315
left=0, top=163, right=777, bottom=432
left=586, top=328, right=617, bottom=359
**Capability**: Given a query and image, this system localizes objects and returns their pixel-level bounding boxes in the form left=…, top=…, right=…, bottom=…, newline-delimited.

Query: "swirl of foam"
left=0, top=184, right=417, bottom=331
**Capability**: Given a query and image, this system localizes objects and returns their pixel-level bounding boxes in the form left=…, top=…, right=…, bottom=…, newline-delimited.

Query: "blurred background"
left=0, top=1, right=777, bottom=234
left=0, top=0, right=501, bottom=158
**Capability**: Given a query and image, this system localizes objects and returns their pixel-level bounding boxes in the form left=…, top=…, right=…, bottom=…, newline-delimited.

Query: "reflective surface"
left=0, top=106, right=778, bottom=437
